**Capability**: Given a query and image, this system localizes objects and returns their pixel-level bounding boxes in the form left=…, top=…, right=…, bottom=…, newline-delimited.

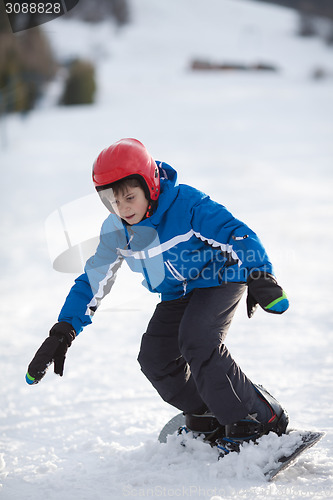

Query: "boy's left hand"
left=246, top=272, right=289, bottom=318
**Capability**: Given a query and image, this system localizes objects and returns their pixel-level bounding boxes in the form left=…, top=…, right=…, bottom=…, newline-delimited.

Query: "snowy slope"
left=1, top=0, right=333, bottom=498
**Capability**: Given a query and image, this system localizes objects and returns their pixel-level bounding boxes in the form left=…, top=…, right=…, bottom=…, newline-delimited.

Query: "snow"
left=1, top=0, right=333, bottom=498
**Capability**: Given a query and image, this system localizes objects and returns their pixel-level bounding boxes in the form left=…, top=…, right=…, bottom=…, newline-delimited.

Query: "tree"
left=60, top=59, right=96, bottom=106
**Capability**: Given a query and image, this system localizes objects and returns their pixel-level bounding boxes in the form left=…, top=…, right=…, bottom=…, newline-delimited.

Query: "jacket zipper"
left=165, top=260, right=187, bottom=295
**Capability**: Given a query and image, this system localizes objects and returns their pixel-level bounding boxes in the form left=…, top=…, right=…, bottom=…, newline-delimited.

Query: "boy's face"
left=109, top=186, right=149, bottom=225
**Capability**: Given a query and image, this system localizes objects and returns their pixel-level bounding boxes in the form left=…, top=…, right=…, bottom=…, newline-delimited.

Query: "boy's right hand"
left=25, top=322, right=76, bottom=385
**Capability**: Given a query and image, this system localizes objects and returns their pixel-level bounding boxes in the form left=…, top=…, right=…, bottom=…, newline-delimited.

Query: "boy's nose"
left=120, top=202, right=131, bottom=215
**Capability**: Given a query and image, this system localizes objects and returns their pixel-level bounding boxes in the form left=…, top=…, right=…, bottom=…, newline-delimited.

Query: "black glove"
left=246, top=271, right=289, bottom=319
left=25, top=322, right=76, bottom=385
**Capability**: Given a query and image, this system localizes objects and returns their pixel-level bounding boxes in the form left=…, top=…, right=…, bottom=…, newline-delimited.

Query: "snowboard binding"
left=183, top=384, right=289, bottom=456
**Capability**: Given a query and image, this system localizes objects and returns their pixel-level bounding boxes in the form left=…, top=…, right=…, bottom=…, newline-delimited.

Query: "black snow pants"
left=138, top=283, right=258, bottom=426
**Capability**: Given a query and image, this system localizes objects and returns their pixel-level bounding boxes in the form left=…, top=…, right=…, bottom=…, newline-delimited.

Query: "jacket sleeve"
left=58, top=217, right=124, bottom=334
left=190, top=192, right=274, bottom=282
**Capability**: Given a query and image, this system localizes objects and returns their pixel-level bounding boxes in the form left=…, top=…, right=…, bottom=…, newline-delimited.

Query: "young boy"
left=26, top=138, right=289, bottom=452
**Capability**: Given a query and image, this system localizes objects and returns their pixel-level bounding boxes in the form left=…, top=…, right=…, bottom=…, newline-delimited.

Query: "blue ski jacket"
left=58, top=162, right=273, bottom=334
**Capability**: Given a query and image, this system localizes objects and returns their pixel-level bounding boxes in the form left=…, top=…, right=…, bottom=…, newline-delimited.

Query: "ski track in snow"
left=1, top=0, right=333, bottom=498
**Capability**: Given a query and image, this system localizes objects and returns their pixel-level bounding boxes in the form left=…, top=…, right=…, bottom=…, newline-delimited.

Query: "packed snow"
left=1, top=0, right=333, bottom=498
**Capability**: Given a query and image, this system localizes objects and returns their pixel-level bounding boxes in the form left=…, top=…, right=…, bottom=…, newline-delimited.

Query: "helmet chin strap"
left=145, top=200, right=157, bottom=219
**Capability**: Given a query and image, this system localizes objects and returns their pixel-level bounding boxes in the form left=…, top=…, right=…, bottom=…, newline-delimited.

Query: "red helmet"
left=92, top=138, right=160, bottom=201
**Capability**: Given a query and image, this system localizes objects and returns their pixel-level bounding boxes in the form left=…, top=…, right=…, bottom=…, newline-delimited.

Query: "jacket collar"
left=130, top=162, right=179, bottom=228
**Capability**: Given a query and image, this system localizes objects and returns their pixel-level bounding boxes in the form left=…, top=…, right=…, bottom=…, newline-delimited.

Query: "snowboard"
left=265, top=429, right=324, bottom=480
left=158, top=412, right=325, bottom=481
